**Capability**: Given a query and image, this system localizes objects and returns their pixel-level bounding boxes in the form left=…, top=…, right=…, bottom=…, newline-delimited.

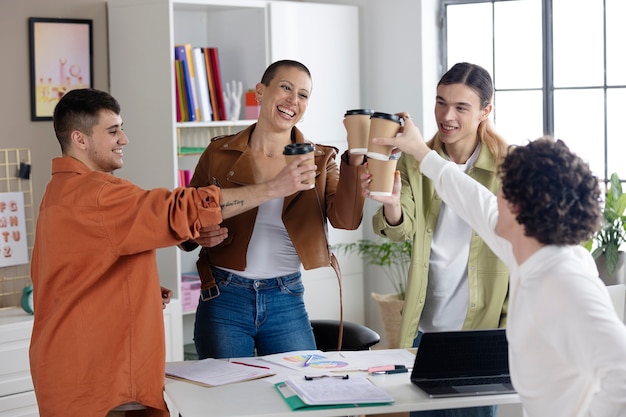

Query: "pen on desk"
left=231, top=361, right=271, bottom=370
left=303, top=355, right=314, bottom=367
left=371, top=368, right=409, bottom=375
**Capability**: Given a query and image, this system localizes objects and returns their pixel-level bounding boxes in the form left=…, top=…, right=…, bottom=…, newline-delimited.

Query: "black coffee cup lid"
left=345, top=109, right=374, bottom=116
left=371, top=112, right=402, bottom=123
left=283, top=143, right=314, bottom=155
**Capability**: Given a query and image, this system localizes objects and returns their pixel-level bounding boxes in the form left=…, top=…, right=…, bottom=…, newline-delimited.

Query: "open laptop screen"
left=411, top=329, right=509, bottom=380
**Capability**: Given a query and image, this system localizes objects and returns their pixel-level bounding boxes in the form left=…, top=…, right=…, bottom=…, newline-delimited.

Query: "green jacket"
left=372, top=146, right=509, bottom=348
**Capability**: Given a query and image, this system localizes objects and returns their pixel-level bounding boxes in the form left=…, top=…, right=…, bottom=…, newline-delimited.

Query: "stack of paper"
left=166, top=358, right=274, bottom=387
left=261, top=348, right=416, bottom=373
left=275, top=375, right=393, bottom=410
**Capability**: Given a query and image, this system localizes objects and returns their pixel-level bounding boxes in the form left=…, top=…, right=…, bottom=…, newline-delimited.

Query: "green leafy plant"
left=333, top=239, right=412, bottom=299
left=584, top=172, right=626, bottom=277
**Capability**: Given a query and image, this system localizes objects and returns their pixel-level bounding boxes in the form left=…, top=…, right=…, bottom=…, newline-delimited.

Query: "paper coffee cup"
left=283, top=143, right=315, bottom=185
left=367, top=112, right=402, bottom=160
left=344, top=109, right=374, bottom=155
left=367, top=153, right=400, bottom=196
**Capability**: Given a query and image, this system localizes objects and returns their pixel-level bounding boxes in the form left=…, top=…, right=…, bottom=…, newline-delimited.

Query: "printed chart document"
left=276, top=375, right=394, bottom=408
left=166, top=358, right=274, bottom=387
left=261, top=349, right=415, bottom=373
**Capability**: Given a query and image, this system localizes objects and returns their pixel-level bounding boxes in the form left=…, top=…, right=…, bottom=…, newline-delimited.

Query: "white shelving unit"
left=108, top=0, right=363, bottom=354
left=0, top=310, right=37, bottom=416
left=0, top=303, right=182, bottom=414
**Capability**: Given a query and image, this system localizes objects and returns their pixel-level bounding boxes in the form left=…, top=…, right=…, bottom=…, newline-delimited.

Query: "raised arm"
left=372, top=114, right=513, bottom=266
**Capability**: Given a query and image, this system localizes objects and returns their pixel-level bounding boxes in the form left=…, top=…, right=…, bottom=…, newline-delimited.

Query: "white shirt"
left=420, top=146, right=480, bottom=332
left=421, top=150, right=626, bottom=417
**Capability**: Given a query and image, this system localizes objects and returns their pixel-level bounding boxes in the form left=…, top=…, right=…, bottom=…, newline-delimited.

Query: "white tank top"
left=221, top=197, right=301, bottom=279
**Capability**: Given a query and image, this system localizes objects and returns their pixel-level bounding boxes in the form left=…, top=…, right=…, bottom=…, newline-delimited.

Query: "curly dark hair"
left=499, top=137, right=602, bottom=245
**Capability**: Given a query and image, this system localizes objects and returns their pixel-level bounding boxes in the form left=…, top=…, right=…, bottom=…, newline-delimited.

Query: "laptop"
left=410, top=329, right=516, bottom=398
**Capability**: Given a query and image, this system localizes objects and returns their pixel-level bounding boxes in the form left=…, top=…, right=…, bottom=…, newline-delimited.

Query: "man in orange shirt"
left=29, top=88, right=316, bottom=416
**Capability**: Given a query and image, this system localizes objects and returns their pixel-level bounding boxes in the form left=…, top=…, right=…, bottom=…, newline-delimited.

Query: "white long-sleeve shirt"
left=421, top=150, right=626, bottom=417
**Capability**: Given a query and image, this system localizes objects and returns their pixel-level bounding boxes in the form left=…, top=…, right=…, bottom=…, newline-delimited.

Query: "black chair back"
left=310, top=319, right=380, bottom=351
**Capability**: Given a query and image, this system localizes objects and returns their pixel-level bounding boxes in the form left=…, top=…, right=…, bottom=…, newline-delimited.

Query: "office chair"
left=310, top=319, right=381, bottom=351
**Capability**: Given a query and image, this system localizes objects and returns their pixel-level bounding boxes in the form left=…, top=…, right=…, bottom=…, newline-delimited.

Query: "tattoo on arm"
left=220, top=199, right=244, bottom=210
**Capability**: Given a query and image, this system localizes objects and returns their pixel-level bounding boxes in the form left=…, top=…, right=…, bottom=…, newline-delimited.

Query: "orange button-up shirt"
left=30, top=157, right=221, bottom=417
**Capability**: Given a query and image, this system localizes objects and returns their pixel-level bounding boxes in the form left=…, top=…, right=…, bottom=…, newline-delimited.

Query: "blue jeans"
left=194, top=267, right=316, bottom=359
left=410, top=332, right=498, bottom=417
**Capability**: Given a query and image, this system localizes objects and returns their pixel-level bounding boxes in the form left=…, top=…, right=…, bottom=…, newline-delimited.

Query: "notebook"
left=410, top=329, right=516, bottom=398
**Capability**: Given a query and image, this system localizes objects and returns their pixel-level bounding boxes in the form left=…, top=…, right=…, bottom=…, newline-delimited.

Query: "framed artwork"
left=29, top=17, right=93, bottom=121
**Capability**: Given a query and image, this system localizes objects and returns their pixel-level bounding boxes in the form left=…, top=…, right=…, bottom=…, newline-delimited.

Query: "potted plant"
left=333, top=239, right=411, bottom=347
left=333, top=239, right=411, bottom=299
left=584, top=172, right=626, bottom=283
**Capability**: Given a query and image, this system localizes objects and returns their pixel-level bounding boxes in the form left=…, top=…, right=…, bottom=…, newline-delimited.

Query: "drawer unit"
left=0, top=309, right=37, bottom=416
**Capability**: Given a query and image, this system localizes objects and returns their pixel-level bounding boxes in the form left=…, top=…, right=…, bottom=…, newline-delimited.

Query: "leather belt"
left=196, top=247, right=220, bottom=301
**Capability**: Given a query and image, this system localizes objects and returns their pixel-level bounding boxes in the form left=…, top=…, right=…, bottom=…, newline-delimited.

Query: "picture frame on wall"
left=28, top=17, right=93, bottom=121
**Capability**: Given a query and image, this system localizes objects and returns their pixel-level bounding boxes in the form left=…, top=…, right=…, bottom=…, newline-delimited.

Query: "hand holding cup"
left=283, top=143, right=316, bottom=185
left=367, top=112, right=402, bottom=160
left=344, top=109, right=374, bottom=155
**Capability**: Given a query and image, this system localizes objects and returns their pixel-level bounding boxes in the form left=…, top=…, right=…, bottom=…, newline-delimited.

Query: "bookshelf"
left=108, top=0, right=362, bottom=355
left=176, top=120, right=254, bottom=156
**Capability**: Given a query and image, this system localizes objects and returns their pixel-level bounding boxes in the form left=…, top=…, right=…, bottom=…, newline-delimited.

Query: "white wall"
left=296, top=0, right=442, bottom=340
left=0, top=0, right=442, bottom=340
left=0, top=0, right=110, bottom=217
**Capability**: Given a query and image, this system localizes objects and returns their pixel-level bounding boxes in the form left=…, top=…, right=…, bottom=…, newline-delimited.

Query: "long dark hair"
left=427, top=62, right=508, bottom=162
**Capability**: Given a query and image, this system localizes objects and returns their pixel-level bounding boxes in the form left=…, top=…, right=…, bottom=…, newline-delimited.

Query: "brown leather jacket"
left=183, top=124, right=366, bottom=291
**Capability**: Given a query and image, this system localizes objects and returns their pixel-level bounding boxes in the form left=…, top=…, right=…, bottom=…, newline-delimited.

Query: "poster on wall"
left=0, top=192, right=29, bottom=267
left=28, top=17, right=93, bottom=121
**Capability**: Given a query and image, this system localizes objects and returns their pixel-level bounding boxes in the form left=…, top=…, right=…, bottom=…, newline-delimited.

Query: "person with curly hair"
left=367, top=123, right=626, bottom=416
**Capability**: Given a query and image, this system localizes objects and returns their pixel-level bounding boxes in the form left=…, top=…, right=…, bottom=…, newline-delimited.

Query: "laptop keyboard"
left=417, top=376, right=511, bottom=389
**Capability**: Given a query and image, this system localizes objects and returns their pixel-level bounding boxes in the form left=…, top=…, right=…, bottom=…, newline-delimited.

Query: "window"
left=442, top=0, right=626, bottom=181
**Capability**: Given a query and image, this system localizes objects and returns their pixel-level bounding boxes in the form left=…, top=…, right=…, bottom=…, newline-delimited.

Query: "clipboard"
left=275, top=375, right=393, bottom=409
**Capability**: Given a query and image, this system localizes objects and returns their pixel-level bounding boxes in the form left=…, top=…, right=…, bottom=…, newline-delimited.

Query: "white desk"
left=164, top=350, right=520, bottom=417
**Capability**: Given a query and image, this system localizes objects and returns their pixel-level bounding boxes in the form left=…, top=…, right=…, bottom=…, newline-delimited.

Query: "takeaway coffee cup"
left=283, top=143, right=315, bottom=185
left=344, top=109, right=375, bottom=154
left=367, top=112, right=402, bottom=160
left=367, top=153, right=400, bottom=197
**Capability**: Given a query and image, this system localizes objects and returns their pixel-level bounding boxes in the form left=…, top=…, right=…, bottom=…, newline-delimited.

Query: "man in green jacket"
left=369, top=63, right=509, bottom=417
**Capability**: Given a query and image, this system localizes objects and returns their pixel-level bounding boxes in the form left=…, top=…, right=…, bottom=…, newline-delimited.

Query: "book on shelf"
left=207, top=47, right=227, bottom=121
left=174, top=45, right=197, bottom=122
left=173, top=45, right=228, bottom=122
left=178, top=170, right=193, bottom=187
left=174, top=61, right=183, bottom=122
left=192, top=47, right=213, bottom=122
left=183, top=43, right=201, bottom=121
left=202, top=47, right=219, bottom=121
